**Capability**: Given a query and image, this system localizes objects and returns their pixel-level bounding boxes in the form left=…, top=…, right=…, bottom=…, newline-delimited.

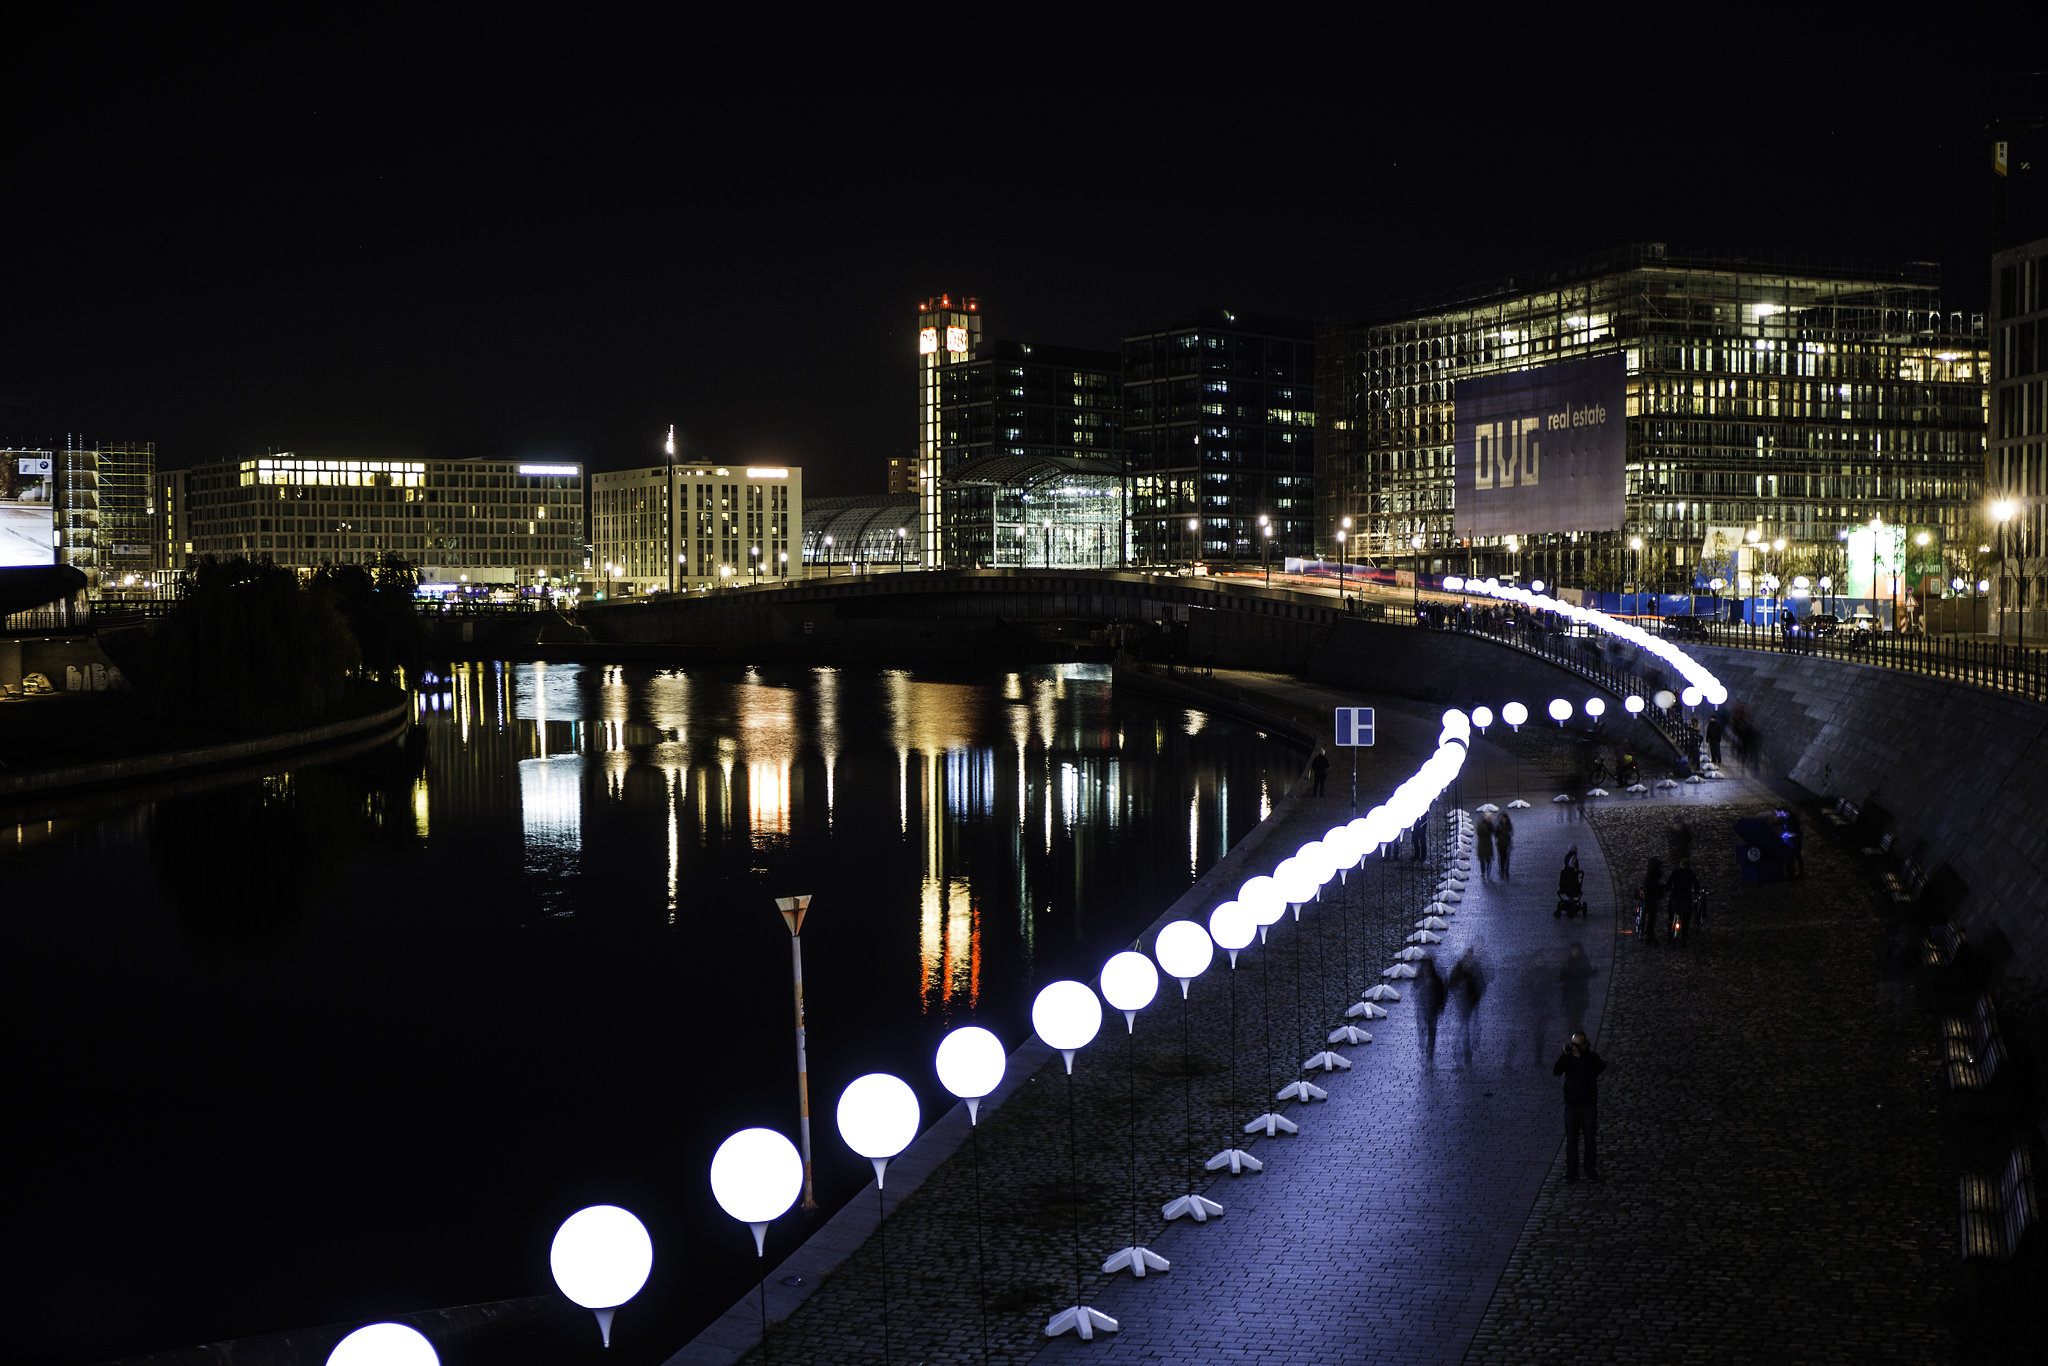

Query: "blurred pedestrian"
left=1636, top=856, right=1665, bottom=942
left=1410, top=807, right=1429, bottom=862
left=1496, top=810, right=1515, bottom=879
left=1666, top=859, right=1700, bottom=938
left=1310, top=746, right=1329, bottom=798
left=1446, top=944, right=1489, bottom=1068
left=1705, top=712, right=1725, bottom=765
left=1415, top=956, right=1448, bottom=1072
left=1553, top=1031, right=1606, bottom=1182
left=1559, top=941, right=1597, bottom=1034
left=1555, top=846, right=1584, bottom=918
left=1475, top=811, right=1496, bottom=881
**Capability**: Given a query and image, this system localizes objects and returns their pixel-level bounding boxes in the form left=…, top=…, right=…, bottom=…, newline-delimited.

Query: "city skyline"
left=2, top=19, right=2041, bottom=499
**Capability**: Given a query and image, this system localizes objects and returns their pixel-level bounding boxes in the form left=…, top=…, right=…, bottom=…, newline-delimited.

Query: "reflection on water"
left=8, top=660, right=1295, bottom=1366
left=403, top=662, right=1292, bottom=1018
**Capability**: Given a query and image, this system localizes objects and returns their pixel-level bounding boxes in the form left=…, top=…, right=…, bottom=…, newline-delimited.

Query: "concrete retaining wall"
left=1690, top=643, right=2048, bottom=974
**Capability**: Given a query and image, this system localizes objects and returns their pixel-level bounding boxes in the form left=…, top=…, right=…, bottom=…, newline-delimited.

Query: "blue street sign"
left=1334, top=706, right=1375, bottom=747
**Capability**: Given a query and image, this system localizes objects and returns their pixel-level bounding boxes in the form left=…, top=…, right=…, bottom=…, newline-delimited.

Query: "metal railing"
left=1679, top=619, right=2048, bottom=702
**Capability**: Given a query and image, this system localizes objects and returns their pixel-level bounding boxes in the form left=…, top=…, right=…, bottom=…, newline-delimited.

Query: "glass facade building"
left=940, top=453, right=1124, bottom=568
left=1317, top=244, right=1988, bottom=594
left=180, top=454, right=585, bottom=592
left=591, top=464, right=802, bottom=594
left=801, top=494, right=920, bottom=571
left=935, top=338, right=1121, bottom=566
left=1990, top=236, right=2048, bottom=622
left=1123, top=308, right=1316, bottom=570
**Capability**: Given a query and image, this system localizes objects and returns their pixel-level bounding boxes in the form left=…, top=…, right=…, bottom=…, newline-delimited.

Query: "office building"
left=886, top=455, right=916, bottom=496
left=591, top=463, right=802, bottom=594
left=915, top=293, right=981, bottom=567
left=1317, top=244, right=1988, bottom=595
left=1123, top=308, right=1316, bottom=570
left=154, top=468, right=190, bottom=579
left=0, top=440, right=155, bottom=594
left=179, top=454, right=585, bottom=593
left=937, top=339, right=1122, bottom=566
left=1991, top=235, right=2048, bottom=622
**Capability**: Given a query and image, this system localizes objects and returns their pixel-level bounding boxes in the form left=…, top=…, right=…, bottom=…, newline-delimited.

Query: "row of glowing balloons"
left=322, top=701, right=1566, bottom=1364
left=1444, top=575, right=1729, bottom=707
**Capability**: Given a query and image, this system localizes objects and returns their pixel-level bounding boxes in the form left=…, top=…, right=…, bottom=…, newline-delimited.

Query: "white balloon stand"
left=1162, top=1190, right=1225, bottom=1222
left=1101, top=1244, right=1170, bottom=1277
left=1205, top=1146, right=1263, bottom=1174
left=1046, top=1305, right=1120, bottom=1340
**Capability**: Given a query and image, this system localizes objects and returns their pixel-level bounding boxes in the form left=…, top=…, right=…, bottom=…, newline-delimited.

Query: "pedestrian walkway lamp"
left=1237, top=874, right=1296, bottom=1137
left=1154, top=920, right=1224, bottom=1223
left=1271, top=857, right=1330, bottom=1106
left=836, top=1073, right=921, bottom=1363
left=936, top=1027, right=1007, bottom=1364
left=1205, top=899, right=1263, bottom=1174
left=710, top=1128, right=804, bottom=1364
left=326, top=1324, right=439, bottom=1366
left=549, top=1204, right=654, bottom=1348
left=772, top=895, right=818, bottom=1211
left=1099, top=952, right=1170, bottom=1276
left=1034, top=981, right=1115, bottom=1339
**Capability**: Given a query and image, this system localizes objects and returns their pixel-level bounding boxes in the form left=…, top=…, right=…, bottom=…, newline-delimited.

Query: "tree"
left=144, top=556, right=361, bottom=732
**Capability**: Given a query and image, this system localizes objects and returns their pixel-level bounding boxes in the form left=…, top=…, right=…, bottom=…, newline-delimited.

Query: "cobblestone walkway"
left=1033, top=724, right=1614, bottom=1366
left=1463, top=774, right=1958, bottom=1366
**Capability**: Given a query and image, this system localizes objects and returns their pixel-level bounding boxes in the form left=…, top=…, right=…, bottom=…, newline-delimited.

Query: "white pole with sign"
left=1333, top=706, right=1375, bottom=813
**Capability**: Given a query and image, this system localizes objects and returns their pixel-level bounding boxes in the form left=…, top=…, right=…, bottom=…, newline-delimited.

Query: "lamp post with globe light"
left=1260, top=515, right=1273, bottom=584
left=1188, top=517, right=1199, bottom=576
left=935, top=1026, right=1007, bottom=1363
left=1033, top=980, right=1115, bottom=1340
left=710, top=1128, right=804, bottom=1363
left=836, top=1073, right=921, bottom=1362
left=1098, top=952, right=1169, bottom=1277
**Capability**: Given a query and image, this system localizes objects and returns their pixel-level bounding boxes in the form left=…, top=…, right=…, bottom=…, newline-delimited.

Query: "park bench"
left=1886, top=849, right=1931, bottom=904
left=1925, top=922, right=1967, bottom=972
left=1943, top=995, right=2002, bottom=1087
left=1822, top=796, right=1860, bottom=828
left=1959, top=1140, right=2041, bottom=1279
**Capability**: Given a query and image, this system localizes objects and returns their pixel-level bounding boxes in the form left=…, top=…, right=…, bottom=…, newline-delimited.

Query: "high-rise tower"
left=916, top=294, right=980, bottom=568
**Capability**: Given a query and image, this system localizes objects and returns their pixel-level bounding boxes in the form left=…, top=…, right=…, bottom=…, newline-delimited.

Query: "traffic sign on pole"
left=1333, top=707, right=1375, bottom=747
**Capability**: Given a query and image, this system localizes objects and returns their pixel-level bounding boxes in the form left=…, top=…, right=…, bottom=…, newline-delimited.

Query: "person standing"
left=1553, top=1032, right=1605, bottom=1182
left=1415, top=956, right=1448, bottom=1073
left=1705, top=712, right=1725, bottom=766
left=1475, top=811, right=1496, bottom=881
left=1559, top=941, right=1597, bottom=1034
left=1636, top=857, right=1665, bottom=943
left=1310, top=746, right=1330, bottom=798
left=1666, top=859, right=1700, bottom=938
left=1496, top=810, right=1515, bottom=880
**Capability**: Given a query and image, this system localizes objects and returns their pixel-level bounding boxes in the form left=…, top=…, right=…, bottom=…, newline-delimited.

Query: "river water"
left=7, top=661, right=1299, bottom=1363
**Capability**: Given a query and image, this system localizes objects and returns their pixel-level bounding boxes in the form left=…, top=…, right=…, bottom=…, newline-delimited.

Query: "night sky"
left=3, top=18, right=2041, bottom=496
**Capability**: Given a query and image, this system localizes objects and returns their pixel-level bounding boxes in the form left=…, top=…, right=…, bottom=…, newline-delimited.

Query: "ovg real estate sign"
left=1453, top=354, right=1627, bottom=537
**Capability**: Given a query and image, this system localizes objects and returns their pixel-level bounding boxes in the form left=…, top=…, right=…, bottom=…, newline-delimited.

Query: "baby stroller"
left=1555, top=846, right=1587, bottom=918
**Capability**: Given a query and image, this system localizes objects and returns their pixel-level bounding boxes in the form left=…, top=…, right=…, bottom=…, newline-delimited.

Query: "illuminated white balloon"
left=1502, top=701, right=1529, bottom=728
left=836, top=1073, right=921, bottom=1167
left=1238, top=875, right=1285, bottom=926
left=1154, top=919, right=1213, bottom=988
left=327, top=1324, right=439, bottom=1366
left=1705, top=684, right=1729, bottom=705
left=1680, top=686, right=1703, bottom=708
left=551, top=1205, right=654, bottom=1311
left=1654, top=689, right=1676, bottom=710
left=1101, top=950, right=1160, bottom=1023
left=1439, top=708, right=1470, bottom=739
left=710, top=1128, right=803, bottom=1231
left=1472, top=706, right=1494, bottom=730
left=1531, top=579, right=1546, bottom=593
left=1273, top=856, right=1317, bottom=905
left=1585, top=698, right=1606, bottom=718
left=1548, top=698, right=1572, bottom=724
left=1625, top=695, right=1645, bottom=714
left=1208, top=900, right=1256, bottom=954
left=1032, top=980, right=1103, bottom=1060
left=936, top=1025, right=1007, bottom=1120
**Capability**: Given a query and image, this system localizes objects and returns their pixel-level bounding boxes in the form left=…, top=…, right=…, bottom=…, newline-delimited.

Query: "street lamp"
left=1410, top=533, right=1424, bottom=617
left=1870, top=514, right=1885, bottom=633
left=823, top=534, right=834, bottom=578
left=1628, top=535, right=1642, bottom=614
left=1261, top=520, right=1273, bottom=585
left=1336, top=526, right=1348, bottom=601
left=1044, top=518, right=1054, bottom=568
left=750, top=544, right=760, bottom=586
left=1187, top=517, right=1199, bottom=577
left=779, top=549, right=788, bottom=581
left=897, top=526, right=907, bottom=571
left=1914, top=531, right=1931, bottom=631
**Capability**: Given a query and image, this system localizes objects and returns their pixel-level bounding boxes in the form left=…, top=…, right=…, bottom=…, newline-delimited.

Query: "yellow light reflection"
left=749, top=760, right=792, bottom=841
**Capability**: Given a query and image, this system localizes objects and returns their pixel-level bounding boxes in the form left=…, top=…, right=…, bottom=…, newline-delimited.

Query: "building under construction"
left=1316, top=244, right=1988, bottom=598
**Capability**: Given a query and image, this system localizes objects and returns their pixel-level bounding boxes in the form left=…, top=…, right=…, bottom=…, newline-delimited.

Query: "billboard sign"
left=1845, top=525, right=1942, bottom=600
left=2, top=453, right=55, bottom=568
left=1454, top=355, right=1627, bottom=537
